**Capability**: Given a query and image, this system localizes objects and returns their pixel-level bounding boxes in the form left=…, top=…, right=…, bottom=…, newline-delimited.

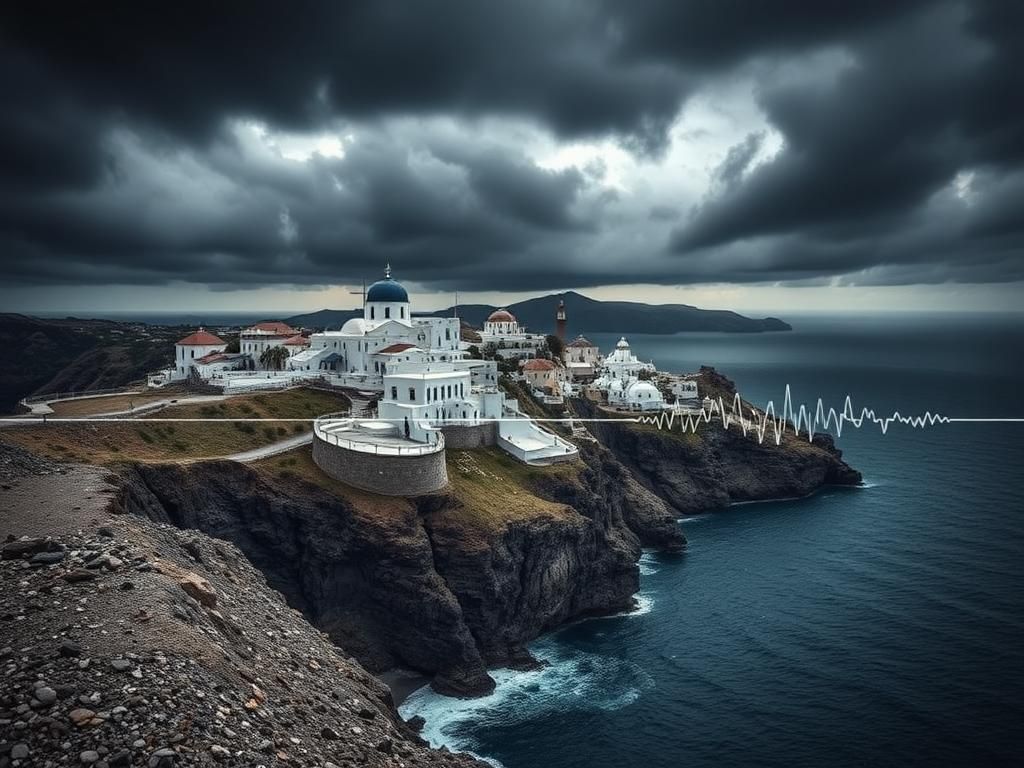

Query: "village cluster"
left=148, top=267, right=702, bottom=483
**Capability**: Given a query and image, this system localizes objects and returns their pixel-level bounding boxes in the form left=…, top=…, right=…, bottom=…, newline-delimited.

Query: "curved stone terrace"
left=313, top=414, right=444, bottom=456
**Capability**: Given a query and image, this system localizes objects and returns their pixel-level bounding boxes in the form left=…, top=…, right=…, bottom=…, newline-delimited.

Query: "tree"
left=259, top=345, right=290, bottom=371
left=466, top=345, right=481, bottom=360
left=637, top=369, right=655, bottom=381
left=224, top=336, right=240, bottom=353
left=545, top=334, right=565, bottom=361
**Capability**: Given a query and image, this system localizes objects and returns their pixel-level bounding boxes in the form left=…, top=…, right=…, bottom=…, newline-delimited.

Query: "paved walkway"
left=219, top=432, right=313, bottom=463
left=15, top=394, right=229, bottom=420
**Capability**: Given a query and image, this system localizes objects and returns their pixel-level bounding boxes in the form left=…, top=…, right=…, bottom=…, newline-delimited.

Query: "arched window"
left=370, top=307, right=375, bottom=319
left=385, top=307, right=391, bottom=319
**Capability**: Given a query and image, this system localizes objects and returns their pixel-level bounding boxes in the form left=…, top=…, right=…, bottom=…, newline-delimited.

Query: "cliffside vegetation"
left=2, top=388, right=350, bottom=464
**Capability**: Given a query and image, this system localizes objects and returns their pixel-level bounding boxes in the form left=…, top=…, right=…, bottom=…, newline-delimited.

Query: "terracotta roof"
left=283, top=334, right=310, bottom=346
left=247, top=321, right=297, bottom=335
left=567, top=336, right=594, bottom=348
left=176, top=329, right=225, bottom=346
left=376, top=343, right=417, bottom=355
left=195, top=352, right=228, bottom=364
left=522, top=358, right=556, bottom=371
left=487, top=309, right=516, bottom=323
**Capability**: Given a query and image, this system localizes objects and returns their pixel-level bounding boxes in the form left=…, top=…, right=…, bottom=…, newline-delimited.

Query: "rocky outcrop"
left=0, top=460, right=483, bottom=767
left=113, top=445, right=682, bottom=697
left=575, top=368, right=862, bottom=514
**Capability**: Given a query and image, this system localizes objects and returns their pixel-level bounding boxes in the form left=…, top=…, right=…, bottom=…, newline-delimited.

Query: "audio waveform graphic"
left=635, top=386, right=1018, bottom=446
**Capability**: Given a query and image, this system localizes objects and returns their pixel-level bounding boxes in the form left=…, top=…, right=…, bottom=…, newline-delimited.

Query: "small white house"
left=378, top=366, right=476, bottom=442
left=172, top=328, right=227, bottom=380
left=564, top=335, right=601, bottom=379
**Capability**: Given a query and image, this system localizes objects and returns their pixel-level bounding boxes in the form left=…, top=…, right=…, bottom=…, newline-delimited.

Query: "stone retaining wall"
left=312, top=434, right=448, bottom=496
left=440, top=422, right=498, bottom=450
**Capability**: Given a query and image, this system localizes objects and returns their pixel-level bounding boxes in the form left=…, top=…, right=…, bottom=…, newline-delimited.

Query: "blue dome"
left=366, top=277, right=408, bottom=303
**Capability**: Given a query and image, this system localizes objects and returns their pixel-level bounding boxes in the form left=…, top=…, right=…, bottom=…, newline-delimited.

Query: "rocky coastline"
left=0, top=363, right=863, bottom=764
left=111, top=440, right=682, bottom=698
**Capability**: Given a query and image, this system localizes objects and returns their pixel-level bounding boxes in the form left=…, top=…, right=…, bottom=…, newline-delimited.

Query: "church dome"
left=488, top=309, right=516, bottom=323
left=616, top=337, right=630, bottom=349
left=366, top=265, right=409, bottom=303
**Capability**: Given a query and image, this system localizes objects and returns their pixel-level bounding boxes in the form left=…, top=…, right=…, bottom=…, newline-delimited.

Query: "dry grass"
left=251, top=449, right=415, bottom=519
left=2, top=388, right=350, bottom=465
left=161, top=388, right=349, bottom=421
left=48, top=392, right=168, bottom=417
left=443, top=447, right=582, bottom=531
left=256, top=445, right=585, bottom=534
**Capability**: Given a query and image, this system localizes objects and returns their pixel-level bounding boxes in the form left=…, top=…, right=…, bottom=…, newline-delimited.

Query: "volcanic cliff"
left=113, top=443, right=682, bottom=697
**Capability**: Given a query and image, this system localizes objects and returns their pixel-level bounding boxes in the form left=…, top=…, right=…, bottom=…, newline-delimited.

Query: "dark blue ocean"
left=401, top=313, right=1024, bottom=767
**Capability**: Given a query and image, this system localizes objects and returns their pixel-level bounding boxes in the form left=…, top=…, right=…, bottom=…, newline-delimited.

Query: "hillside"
left=285, top=290, right=791, bottom=335
left=0, top=446, right=482, bottom=767
left=0, top=314, right=180, bottom=414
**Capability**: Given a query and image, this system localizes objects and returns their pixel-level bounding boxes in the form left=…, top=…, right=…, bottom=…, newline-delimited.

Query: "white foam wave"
left=399, top=642, right=653, bottom=759
left=677, top=514, right=712, bottom=523
left=639, top=552, right=660, bottom=575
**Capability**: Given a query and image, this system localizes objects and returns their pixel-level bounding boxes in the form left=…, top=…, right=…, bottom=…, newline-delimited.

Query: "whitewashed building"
left=564, top=335, right=601, bottom=380
left=286, top=266, right=463, bottom=383
left=171, top=329, right=226, bottom=380
left=241, top=321, right=300, bottom=366
left=602, top=337, right=656, bottom=381
left=478, top=308, right=547, bottom=360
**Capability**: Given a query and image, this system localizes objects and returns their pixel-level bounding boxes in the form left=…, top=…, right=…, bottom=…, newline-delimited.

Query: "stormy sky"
left=2, top=1, right=1022, bottom=313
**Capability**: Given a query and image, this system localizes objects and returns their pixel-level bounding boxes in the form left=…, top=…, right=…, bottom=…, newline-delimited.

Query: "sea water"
left=401, top=313, right=1024, bottom=767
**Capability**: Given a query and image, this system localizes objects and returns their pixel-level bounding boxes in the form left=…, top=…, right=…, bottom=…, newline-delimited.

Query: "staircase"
left=346, top=391, right=379, bottom=419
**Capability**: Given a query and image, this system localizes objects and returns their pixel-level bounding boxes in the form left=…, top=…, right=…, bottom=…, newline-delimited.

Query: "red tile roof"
left=487, top=309, right=516, bottom=323
left=283, top=334, right=310, bottom=346
left=176, top=329, right=225, bottom=346
left=567, top=336, right=594, bottom=348
left=522, top=358, right=556, bottom=371
left=195, top=352, right=228, bottom=364
left=376, top=343, right=418, bottom=355
left=247, top=321, right=297, bottom=335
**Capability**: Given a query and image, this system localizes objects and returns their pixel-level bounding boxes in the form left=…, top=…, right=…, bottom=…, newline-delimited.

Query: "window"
left=385, top=307, right=391, bottom=319
left=400, top=306, right=405, bottom=319
left=191, top=350, right=195, bottom=358
left=409, top=387, right=416, bottom=402
left=391, top=386, right=397, bottom=400
left=371, top=307, right=375, bottom=319
left=445, top=328, right=451, bottom=341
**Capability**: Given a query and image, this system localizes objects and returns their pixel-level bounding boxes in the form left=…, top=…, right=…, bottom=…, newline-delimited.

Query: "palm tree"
left=259, top=345, right=290, bottom=371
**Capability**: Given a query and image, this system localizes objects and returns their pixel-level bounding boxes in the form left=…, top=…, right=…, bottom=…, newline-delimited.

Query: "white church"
left=477, top=308, right=547, bottom=360
left=154, top=266, right=578, bottom=465
left=590, top=337, right=666, bottom=411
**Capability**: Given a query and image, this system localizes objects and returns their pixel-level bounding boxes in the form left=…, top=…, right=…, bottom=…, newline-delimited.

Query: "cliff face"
left=575, top=368, right=862, bottom=515
left=0, top=456, right=483, bottom=768
left=114, top=444, right=683, bottom=697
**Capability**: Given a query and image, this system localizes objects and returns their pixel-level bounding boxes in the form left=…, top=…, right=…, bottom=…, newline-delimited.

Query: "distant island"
left=285, top=290, right=791, bottom=334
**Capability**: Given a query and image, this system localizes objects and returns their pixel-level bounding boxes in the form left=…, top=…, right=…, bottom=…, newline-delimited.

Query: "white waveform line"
left=635, top=386, right=1020, bottom=446
left=1, top=386, right=1021, bottom=449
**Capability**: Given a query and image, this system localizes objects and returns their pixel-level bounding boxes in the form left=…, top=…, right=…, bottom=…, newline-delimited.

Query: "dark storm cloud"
left=0, top=0, right=1022, bottom=297
left=669, top=1, right=1024, bottom=285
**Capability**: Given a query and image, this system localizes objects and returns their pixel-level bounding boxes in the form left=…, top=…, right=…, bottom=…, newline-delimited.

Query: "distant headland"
left=286, top=290, right=791, bottom=335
